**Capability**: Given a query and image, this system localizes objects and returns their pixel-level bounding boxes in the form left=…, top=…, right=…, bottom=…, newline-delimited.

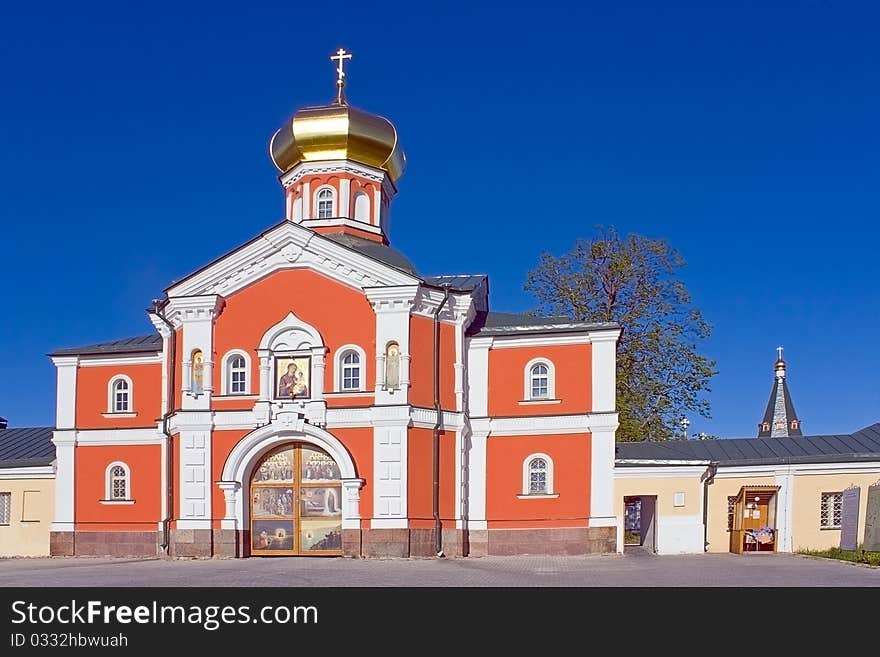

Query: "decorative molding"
left=164, top=294, right=225, bottom=326
left=279, top=159, right=396, bottom=199
left=364, top=285, right=420, bottom=312
left=166, top=221, right=418, bottom=299
left=101, top=412, right=137, bottom=419
left=516, top=493, right=559, bottom=500
left=79, top=354, right=162, bottom=367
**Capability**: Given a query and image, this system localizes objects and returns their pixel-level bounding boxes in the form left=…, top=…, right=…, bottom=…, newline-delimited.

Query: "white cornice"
left=165, top=295, right=225, bottom=326
left=74, top=428, right=164, bottom=446
left=78, top=353, right=162, bottom=367
left=50, top=355, right=79, bottom=368
left=715, top=462, right=880, bottom=477
left=166, top=222, right=419, bottom=298
left=0, top=465, right=55, bottom=479
left=364, top=285, right=420, bottom=312
left=279, top=159, right=396, bottom=198
left=412, top=288, right=476, bottom=323
left=486, top=413, right=616, bottom=436
left=301, top=218, right=383, bottom=235
left=615, top=465, right=712, bottom=478
left=148, top=313, right=172, bottom=338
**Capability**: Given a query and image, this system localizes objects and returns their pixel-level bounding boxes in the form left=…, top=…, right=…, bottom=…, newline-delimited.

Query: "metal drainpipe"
left=432, top=285, right=451, bottom=558
left=152, top=300, right=176, bottom=554
left=702, top=461, right=717, bottom=552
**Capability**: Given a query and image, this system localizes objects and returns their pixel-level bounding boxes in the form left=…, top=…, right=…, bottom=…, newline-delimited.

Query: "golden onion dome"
left=269, top=101, right=406, bottom=184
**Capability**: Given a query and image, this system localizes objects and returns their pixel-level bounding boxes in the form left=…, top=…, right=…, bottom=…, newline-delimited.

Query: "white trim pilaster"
left=466, top=337, right=491, bottom=417
left=51, top=356, right=79, bottom=430
left=339, top=178, right=351, bottom=219
left=589, top=413, right=619, bottom=527
left=51, top=430, right=76, bottom=531
left=217, top=481, right=240, bottom=530
left=590, top=329, right=620, bottom=413
left=466, top=421, right=488, bottom=530
left=774, top=466, right=794, bottom=553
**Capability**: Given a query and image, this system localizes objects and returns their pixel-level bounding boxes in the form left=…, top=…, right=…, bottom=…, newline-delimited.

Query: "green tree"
left=524, top=226, right=717, bottom=442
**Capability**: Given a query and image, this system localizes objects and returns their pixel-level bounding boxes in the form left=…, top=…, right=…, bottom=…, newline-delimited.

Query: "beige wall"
left=615, top=468, right=707, bottom=554
left=790, top=472, right=878, bottom=552
left=705, top=475, right=775, bottom=554
left=0, top=477, right=54, bottom=557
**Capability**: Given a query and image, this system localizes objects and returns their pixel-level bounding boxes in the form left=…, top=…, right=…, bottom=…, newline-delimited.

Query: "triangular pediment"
left=165, top=221, right=420, bottom=298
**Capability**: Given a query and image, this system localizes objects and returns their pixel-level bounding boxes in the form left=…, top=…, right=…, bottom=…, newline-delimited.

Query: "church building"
left=48, top=50, right=622, bottom=558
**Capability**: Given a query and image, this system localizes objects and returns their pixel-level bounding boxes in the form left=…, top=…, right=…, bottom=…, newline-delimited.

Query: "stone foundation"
left=486, top=526, right=617, bottom=556
left=53, top=531, right=161, bottom=557
left=49, top=526, right=616, bottom=558
left=49, top=531, right=75, bottom=556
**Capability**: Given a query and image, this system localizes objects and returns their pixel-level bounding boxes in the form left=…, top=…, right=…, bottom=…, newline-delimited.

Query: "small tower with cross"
left=758, top=347, right=803, bottom=438
left=268, top=47, right=406, bottom=245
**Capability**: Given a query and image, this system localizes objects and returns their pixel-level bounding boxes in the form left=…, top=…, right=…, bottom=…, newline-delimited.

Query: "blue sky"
left=1, top=1, right=878, bottom=437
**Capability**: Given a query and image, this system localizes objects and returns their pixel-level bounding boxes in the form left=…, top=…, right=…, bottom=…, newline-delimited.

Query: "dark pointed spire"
left=758, top=347, right=802, bottom=438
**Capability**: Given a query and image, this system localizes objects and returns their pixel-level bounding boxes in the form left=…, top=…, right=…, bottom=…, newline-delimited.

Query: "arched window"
left=106, top=375, right=134, bottom=414
left=316, top=187, right=335, bottom=219
left=524, top=359, right=555, bottom=400
left=341, top=351, right=360, bottom=390
left=521, top=453, right=555, bottom=497
left=104, top=462, right=132, bottom=502
left=334, top=345, right=366, bottom=392
left=222, top=350, right=251, bottom=395
left=354, top=191, right=370, bottom=223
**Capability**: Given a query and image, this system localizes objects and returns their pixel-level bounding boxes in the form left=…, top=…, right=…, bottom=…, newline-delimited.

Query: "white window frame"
left=333, top=344, right=367, bottom=392
left=820, top=491, right=843, bottom=529
left=518, top=452, right=558, bottom=499
left=314, top=186, right=336, bottom=219
left=0, top=492, right=10, bottom=525
left=523, top=358, right=555, bottom=401
left=221, top=349, right=252, bottom=395
left=102, top=462, right=133, bottom=504
left=105, top=374, right=135, bottom=415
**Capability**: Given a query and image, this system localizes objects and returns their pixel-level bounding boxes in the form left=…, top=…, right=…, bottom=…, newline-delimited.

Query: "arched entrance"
left=249, top=442, right=343, bottom=556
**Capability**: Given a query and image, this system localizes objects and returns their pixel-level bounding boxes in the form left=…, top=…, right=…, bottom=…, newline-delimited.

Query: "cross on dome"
left=330, top=47, right=353, bottom=104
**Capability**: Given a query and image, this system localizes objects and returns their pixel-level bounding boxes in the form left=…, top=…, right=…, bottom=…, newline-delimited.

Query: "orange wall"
left=211, top=269, right=376, bottom=398
left=74, top=444, right=162, bottom=530
left=76, top=364, right=162, bottom=428
left=488, top=344, right=592, bottom=416
left=409, top=317, right=456, bottom=410
left=407, top=427, right=456, bottom=528
left=335, top=427, right=373, bottom=524
left=211, top=429, right=250, bottom=529
left=486, top=433, right=591, bottom=528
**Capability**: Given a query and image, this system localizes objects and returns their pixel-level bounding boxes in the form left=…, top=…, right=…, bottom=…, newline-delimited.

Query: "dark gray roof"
left=758, top=376, right=802, bottom=437
left=467, top=311, right=619, bottom=337
left=323, top=232, right=418, bottom=275
left=50, top=334, right=162, bottom=357
left=616, top=423, right=880, bottom=466
left=0, top=427, right=55, bottom=468
left=423, top=275, right=487, bottom=291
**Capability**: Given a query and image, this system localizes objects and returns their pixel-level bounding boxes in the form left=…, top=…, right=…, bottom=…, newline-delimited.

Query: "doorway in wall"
left=624, top=495, right=657, bottom=553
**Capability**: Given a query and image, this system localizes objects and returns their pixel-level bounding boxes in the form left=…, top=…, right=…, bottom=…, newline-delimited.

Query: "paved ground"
left=1, top=551, right=878, bottom=587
